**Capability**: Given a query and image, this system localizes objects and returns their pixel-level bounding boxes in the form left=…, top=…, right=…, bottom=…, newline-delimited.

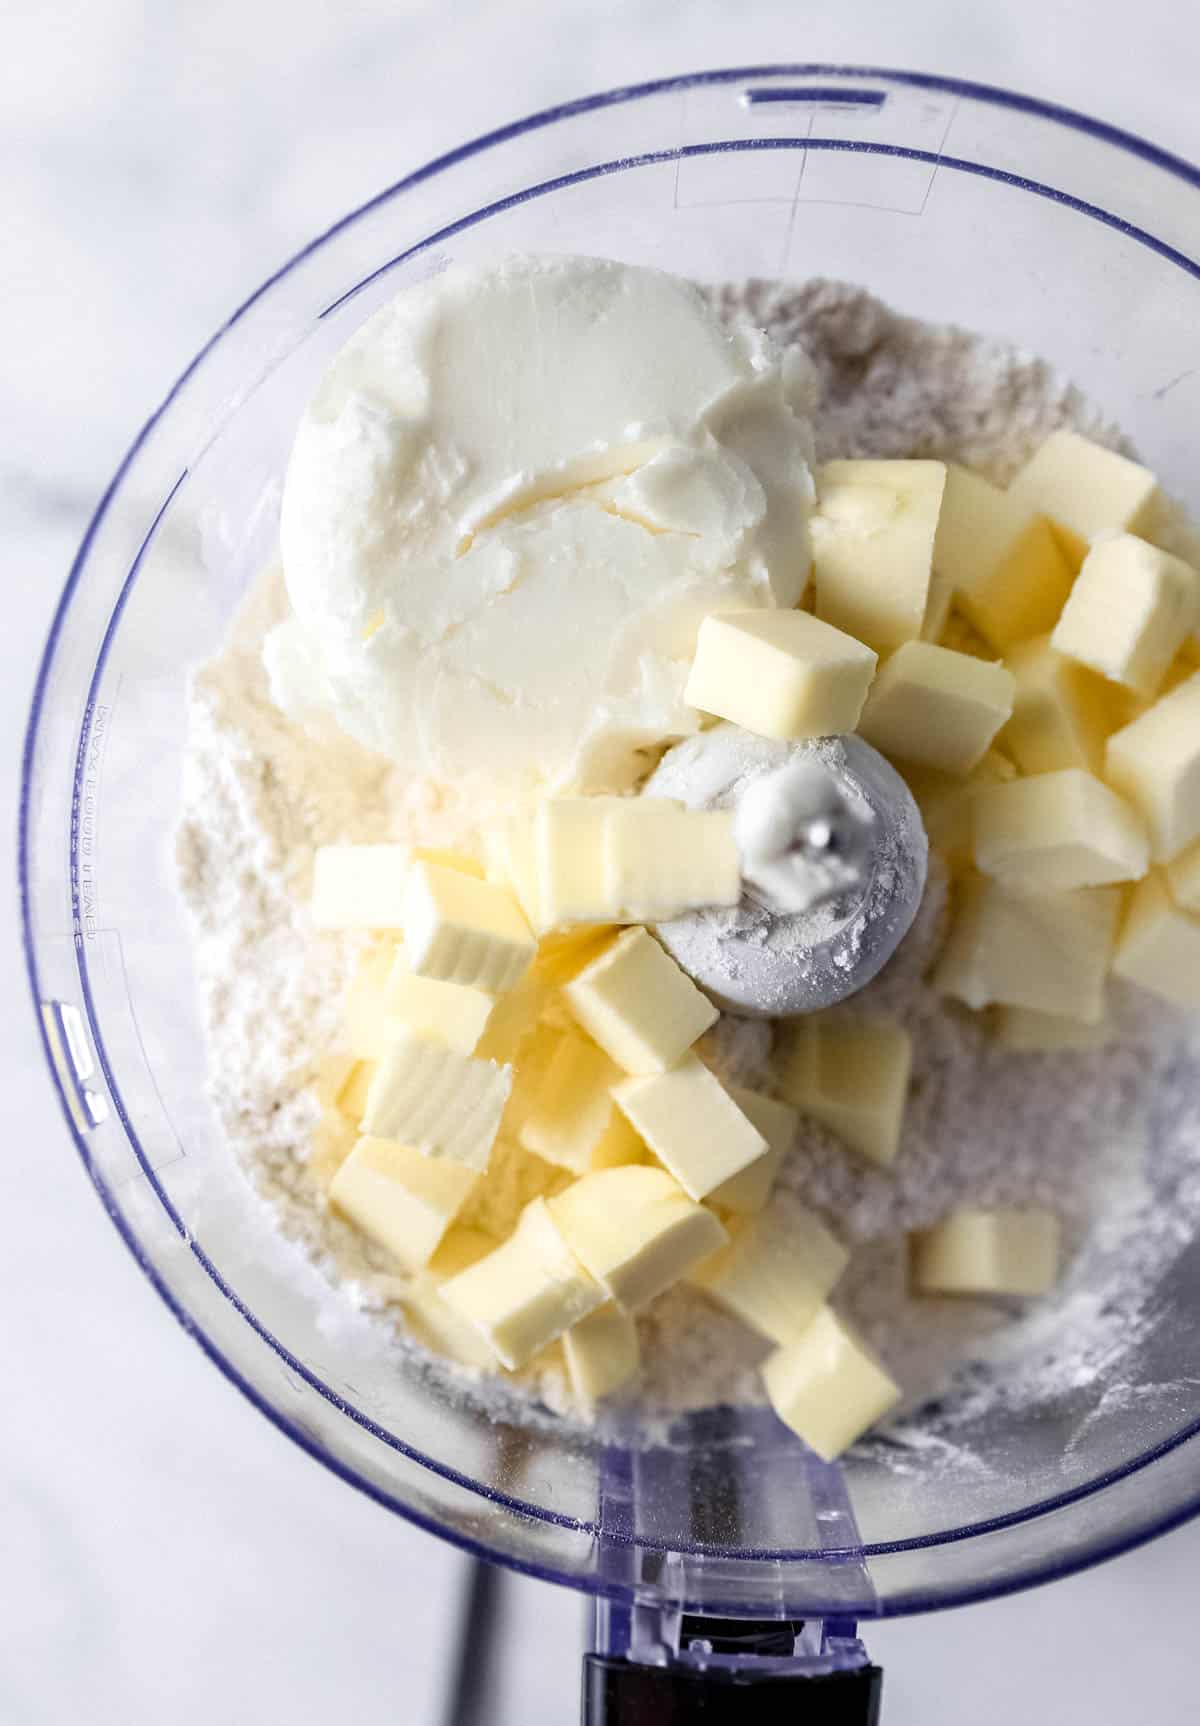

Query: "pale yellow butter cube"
left=1050, top=535, right=1198, bottom=697
left=473, top=969, right=551, bottom=1064
left=1111, top=870, right=1200, bottom=1008
left=549, top=1165, right=728, bottom=1309
left=338, top=1059, right=376, bottom=1124
left=308, top=1112, right=356, bottom=1190
left=314, top=1054, right=357, bottom=1112
left=706, top=1088, right=797, bottom=1213
left=1105, top=671, right=1200, bottom=861
left=973, top=769, right=1149, bottom=891
left=689, top=1205, right=849, bottom=1346
left=992, top=1006, right=1110, bottom=1052
left=483, top=816, right=547, bottom=932
left=362, top=1033, right=512, bottom=1171
left=612, top=1054, right=768, bottom=1201
left=564, top=927, right=718, bottom=1075
left=933, top=877, right=1120, bottom=1021
left=1003, top=635, right=1114, bottom=775
left=858, top=641, right=1015, bottom=777
left=588, top=1111, right=650, bottom=1171
left=933, top=464, right=1074, bottom=648
left=499, top=1022, right=567, bottom=1140
left=532, top=924, right=619, bottom=986
left=683, top=610, right=877, bottom=740
left=536, top=798, right=625, bottom=927
left=1166, top=838, right=1200, bottom=913
left=763, top=1306, right=900, bottom=1461
left=900, top=751, right=1014, bottom=876
left=404, top=1227, right=498, bottom=1370
left=413, top=847, right=485, bottom=878
left=605, top=802, right=741, bottom=922
left=1007, top=430, right=1159, bottom=565
left=563, top=1304, right=641, bottom=1408
left=383, top=952, right=494, bottom=1054
left=404, top=861, right=535, bottom=993
left=778, top=1018, right=912, bottom=1168
left=518, top=1028, right=622, bottom=1174
left=439, top=1196, right=604, bottom=1370
left=912, top=1208, right=1060, bottom=1297
left=341, top=942, right=399, bottom=1053
left=328, top=1136, right=479, bottom=1272
left=311, top=844, right=410, bottom=930
left=811, top=459, right=946, bottom=654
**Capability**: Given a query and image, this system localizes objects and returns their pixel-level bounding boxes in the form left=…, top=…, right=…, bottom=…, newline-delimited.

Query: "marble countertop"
left=6, top=2, right=1200, bottom=1720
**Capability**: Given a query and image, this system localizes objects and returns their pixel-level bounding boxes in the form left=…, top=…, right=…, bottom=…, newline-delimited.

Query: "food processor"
left=21, top=66, right=1200, bottom=1720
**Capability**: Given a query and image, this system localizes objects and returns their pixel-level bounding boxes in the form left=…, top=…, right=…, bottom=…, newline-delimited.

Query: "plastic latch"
left=40, top=1000, right=109, bottom=1132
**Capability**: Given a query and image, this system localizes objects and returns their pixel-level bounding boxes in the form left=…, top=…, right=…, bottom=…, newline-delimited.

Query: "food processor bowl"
left=23, top=69, right=1200, bottom=1654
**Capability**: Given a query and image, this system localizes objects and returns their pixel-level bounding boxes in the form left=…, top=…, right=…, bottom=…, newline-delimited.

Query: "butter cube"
left=763, top=1307, right=900, bottom=1460
left=858, top=641, right=1015, bottom=777
left=933, top=464, right=1074, bottom=648
left=338, top=1059, right=376, bottom=1124
left=314, top=1054, right=357, bottom=1112
left=811, top=459, right=946, bottom=654
left=308, top=1112, right=356, bottom=1190
left=901, top=751, right=1015, bottom=875
left=536, top=798, right=625, bottom=927
left=612, top=1054, right=768, bottom=1201
left=328, top=1136, right=479, bottom=1272
left=706, top=1088, right=797, bottom=1214
left=933, top=877, right=1120, bottom=1021
left=483, top=816, right=547, bottom=932
left=342, top=942, right=399, bottom=1053
left=588, top=1111, right=650, bottom=1171
left=1007, top=430, right=1159, bottom=565
left=683, top=610, right=877, bottom=740
left=605, top=802, right=741, bottom=921
left=562, top=1304, right=640, bottom=1408
left=384, top=953, right=494, bottom=1054
left=1111, top=870, right=1200, bottom=1008
left=689, top=1206, right=849, bottom=1346
left=973, top=769, right=1149, bottom=890
left=1002, top=636, right=1114, bottom=775
left=564, top=927, right=718, bottom=1074
left=1105, top=671, right=1200, bottom=860
left=404, top=861, right=535, bottom=993
left=311, top=844, right=410, bottom=930
left=1166, top=838, right=1200, bottom=912
left=413, top=847, right=485, bottom=878
left=499, top=1022, right=567, bottom=1140
left=473, top=969, right=551, bottom=1064
left=404, top=1227, right=499, bottom=1370
left=778, top=1018, right=912, bottom=1168
left=549, top=1165, right=728, bottom=1308
left=912, top=1208, right=1059, bottom=1296
left=992, top=1007, right=1110, bottom=1052
left=439, top=1196, right=604, bottom=1370
left=532, top=925, right=618, bottom=986
left=1050, top=535, right=1198, bottom=697
left=517, top=1028, right=623, bottom=1174
left=362, top=1034, right=512, bottom=1171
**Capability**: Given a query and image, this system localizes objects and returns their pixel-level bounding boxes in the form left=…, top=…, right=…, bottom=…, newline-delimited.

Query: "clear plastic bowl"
left=22, top=67, right=1200, bottom=1619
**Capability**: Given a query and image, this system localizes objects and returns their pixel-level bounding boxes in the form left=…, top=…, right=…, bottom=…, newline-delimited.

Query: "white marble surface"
left=7, top=2, right=1200, bottom=1720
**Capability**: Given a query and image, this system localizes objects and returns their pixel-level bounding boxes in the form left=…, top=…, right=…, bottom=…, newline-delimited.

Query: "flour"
left=177, top=276, right=1200, bottom=1446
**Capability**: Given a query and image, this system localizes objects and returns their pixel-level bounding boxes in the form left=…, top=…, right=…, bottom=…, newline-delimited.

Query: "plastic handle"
left=582, top=1653, right=884, bottom=1724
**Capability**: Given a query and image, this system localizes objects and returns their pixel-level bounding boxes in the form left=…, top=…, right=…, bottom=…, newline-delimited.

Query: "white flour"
left=177, top=277, right=1200, bottom=1441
